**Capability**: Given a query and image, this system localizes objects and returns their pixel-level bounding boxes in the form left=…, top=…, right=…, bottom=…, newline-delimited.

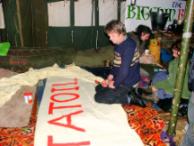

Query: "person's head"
left=105, top=20, right=127, bottom=45
left=171, top=40, right=181, bottom=58
left=136, top=25, right=152, bottom=42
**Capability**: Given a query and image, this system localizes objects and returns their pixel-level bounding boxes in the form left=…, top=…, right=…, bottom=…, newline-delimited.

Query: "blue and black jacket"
left=110, top=36, right=140, bottom=88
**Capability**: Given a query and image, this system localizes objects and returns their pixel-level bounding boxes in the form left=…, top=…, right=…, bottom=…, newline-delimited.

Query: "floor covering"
left=0, top=102, right=168, bottom=146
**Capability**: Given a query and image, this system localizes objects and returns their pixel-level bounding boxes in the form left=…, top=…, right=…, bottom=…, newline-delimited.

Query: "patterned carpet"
left=0, top=99, right=37, bottom=146
left=123, top=105, right=166, bottom=146
left=0, top=101, right=167, bottom=146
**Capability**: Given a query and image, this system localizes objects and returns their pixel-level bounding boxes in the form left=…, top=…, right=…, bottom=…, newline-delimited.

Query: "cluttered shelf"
left=154, top=31, right=194, bottom=49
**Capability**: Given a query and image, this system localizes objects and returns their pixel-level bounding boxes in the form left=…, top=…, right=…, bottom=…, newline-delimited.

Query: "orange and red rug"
left=123, top=105, right=166, bottom=146
left=0, top=103, right=37, bottom=146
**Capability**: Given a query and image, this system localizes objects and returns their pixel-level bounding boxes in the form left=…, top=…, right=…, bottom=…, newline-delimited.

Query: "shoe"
left=157, top=98, right=172, bottom=111
left=129, top=92, right=146, bottom=107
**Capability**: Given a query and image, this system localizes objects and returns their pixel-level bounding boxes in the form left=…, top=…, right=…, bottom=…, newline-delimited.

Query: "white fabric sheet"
left=34, top=76, right=144, bottom=146
left=0, top=64, right=103, bottom=107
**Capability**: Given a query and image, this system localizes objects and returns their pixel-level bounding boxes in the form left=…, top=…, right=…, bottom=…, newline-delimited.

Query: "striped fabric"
left=112, top=47, right=140, bottom=68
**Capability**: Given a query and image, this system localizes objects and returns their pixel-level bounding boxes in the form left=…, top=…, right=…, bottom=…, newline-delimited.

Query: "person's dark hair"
left=105, top=20, right=127, bottom=35
left=171, top=39, right=181, bottom=52
left=136, top=25, right=152, bottom=40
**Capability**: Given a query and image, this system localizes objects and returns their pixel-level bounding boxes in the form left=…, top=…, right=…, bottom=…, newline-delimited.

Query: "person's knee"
left=94, top=94, right=115, bottom=104
left=94, top=94, right=104, bottom=103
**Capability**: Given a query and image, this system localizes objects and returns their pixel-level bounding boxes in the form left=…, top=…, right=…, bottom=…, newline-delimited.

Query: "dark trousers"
left=94, top=84, right=131, bottom=104
left=180, top=92, right=194, bottom=146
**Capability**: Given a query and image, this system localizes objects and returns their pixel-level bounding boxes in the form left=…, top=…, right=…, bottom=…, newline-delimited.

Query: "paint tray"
left=0, top=42, right=10, bottom=56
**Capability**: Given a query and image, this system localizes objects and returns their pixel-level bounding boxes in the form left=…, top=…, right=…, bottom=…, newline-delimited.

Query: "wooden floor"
left=158, top=112, right=187, bottom=146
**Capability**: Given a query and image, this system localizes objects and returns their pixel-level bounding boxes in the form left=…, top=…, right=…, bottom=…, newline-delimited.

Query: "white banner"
left=0, top=3, right=5, bottom=29
left=125, top=0, right=186, bottom=32
left=35, top=77, right=143, bottom=146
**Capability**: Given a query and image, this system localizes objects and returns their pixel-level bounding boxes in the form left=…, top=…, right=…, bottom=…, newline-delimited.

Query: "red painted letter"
left=50, top=93, right=80, bottom=103
left=48, top=136, right=90, bottom=146
left=48, top=110, right=85, bottom=132
left=48, top=102, right=82, bottom=114
left=51, top=78, right=79, bottom=93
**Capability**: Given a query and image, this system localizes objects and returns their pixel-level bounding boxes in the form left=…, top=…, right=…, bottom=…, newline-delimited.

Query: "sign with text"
left=34, top=77, right=143, bottom=146
left=125, top=0, right=186, bottom=32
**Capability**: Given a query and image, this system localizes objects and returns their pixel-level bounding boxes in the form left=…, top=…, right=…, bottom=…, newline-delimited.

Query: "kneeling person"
left=94, top=20, right=145, bottom=107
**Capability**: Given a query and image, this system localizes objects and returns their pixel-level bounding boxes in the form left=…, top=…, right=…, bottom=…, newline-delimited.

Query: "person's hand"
left=107, top=74, right=115, bottom=88
left=107, top=74, right=114, bottom=81
left=100, top=79, right=115, bottom=89
left=101, top=80, right=108, bottom=88
left=108, top=80, right=115, bottom=89
left=151, top=86, right=157, bottom=93
left=154, top=62, right=164, bottom=68
left=100, top=74, right=115, bottom=88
